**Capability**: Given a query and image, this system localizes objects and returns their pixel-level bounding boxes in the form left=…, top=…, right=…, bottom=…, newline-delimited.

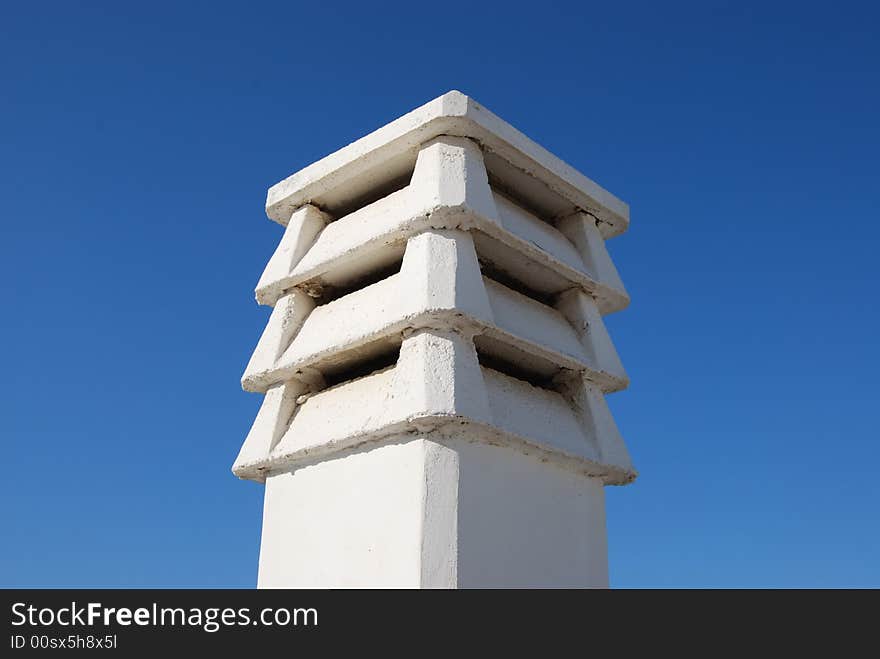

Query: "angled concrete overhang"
left=266, top=90, right=629, bottom=239
left=237, top=92, right=636, bottom=493
left=234, top=329, right=635, bottom=487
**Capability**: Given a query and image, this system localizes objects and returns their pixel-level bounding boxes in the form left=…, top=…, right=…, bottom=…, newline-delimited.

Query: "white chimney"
left=235, top=91, right=635, bottom=588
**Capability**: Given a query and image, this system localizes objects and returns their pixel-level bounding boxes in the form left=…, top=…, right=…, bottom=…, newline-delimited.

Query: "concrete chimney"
left=234, top=91, right=636, bottom=588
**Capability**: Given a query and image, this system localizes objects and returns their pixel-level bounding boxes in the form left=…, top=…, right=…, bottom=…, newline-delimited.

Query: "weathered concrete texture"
left=236, top=324, right=632, bottom=484
left=264, top=91, right=629, bottom=239
left=237, top=91, right=635, bottom=588
left=254, top=129, right=628, bottom=314
left=241, top=229, right=627, bottom=396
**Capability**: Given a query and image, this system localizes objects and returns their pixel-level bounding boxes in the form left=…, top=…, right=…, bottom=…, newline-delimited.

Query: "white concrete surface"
left=455, top=440, right=609, bottom=588
left=255, top=138, right=628, bottom=315
left=265, top=91, right=629, bottom=239
left=258, top=440, right=429, bottom=588
left=255, top=205, right=330, bottom=305
left=242, top=229, right=627, bottom=394
left=237, top=92, right=635, bottom=588
left=257, top=437, right=609, bottom=588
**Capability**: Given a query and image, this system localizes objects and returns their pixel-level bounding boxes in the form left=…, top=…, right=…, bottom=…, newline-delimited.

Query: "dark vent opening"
left=488, top=176, right=558, bottom=226
left=478, top=258, right=557, bottom=308
left=331, top=171, right=413, bottom=219
left=313, top=257, right=404, bottom=306
left=322, top=345, right=401, bottom=389
left=476, top=349, right=556, bottom=391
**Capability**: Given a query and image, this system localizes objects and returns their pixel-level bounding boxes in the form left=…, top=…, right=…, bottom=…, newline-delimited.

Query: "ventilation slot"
left=476, top=347, right=557, bottom=391
left=483, top=150, right=578, bottom=223
left=329, top=168, right=414, bottom=220
left=488, top=179, right=559, bottom=226
left=310, top=256, right=404, bottom=306
left=321, top=344, right=401, bottom=390
left=478, top=258, right=557, bottom=308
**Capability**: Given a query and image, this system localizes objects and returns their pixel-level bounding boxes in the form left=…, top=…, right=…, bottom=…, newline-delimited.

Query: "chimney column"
left=236, top=92, right=636, bottom=588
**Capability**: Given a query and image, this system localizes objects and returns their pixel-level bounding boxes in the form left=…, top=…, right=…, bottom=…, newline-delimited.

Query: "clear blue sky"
left=2, top=1, right=877, bottom=588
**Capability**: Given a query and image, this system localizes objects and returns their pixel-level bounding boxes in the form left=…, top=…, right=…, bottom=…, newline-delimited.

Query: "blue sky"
left=2, top=1, right=877, bottom=588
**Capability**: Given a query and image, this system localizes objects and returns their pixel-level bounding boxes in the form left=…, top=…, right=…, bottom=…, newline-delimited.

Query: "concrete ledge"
left=243, top=232, right=627, bottom=395
left=236, top=372, right=635, bottom=487
left=265, top=91, right=629, bottom=239
left=234, top=329, right=635, bottom=486
left=256, top=187, right=629, bottom=314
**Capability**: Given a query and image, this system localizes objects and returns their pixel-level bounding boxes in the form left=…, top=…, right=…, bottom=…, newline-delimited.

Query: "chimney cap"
left=265, top=90, right=629, bottom=239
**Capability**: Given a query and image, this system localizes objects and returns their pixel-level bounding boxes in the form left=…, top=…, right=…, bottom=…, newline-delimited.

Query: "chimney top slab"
left=266, top=91, right=629, bottom=239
